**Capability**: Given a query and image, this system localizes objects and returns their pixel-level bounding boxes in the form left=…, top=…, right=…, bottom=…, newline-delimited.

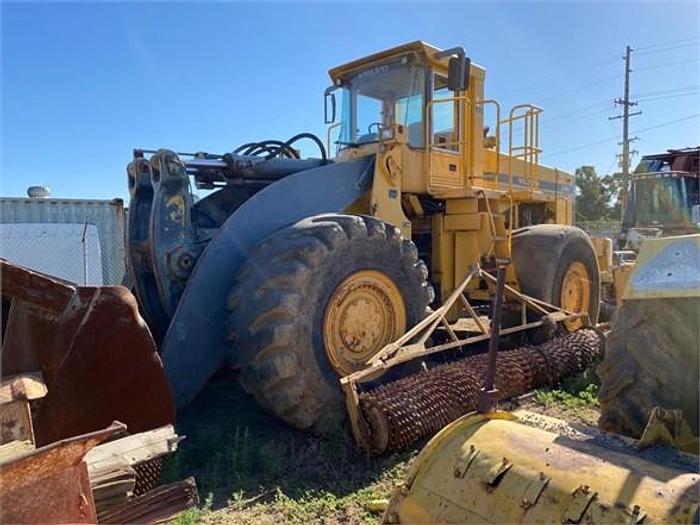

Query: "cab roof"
left=328, top=41, right=485, bottom=85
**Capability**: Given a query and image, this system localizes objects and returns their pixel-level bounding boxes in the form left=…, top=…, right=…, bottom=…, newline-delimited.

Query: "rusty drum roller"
left=359, top=328, right=603, bottom=453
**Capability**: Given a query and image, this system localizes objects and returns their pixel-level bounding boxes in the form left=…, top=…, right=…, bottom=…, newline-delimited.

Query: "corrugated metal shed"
left=0, top=197, right=126, bottom=285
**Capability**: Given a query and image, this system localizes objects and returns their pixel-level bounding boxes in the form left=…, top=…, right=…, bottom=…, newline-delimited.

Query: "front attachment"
left=341, top=265, right=604, bottom=454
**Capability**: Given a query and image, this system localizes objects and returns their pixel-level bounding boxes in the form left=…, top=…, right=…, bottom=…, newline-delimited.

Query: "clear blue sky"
left=2, top=1, right=699, bottom=201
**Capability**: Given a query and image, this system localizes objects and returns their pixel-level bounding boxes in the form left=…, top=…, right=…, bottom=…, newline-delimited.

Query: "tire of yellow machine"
left=511, top=224, right=600, bottom=326
left=598, top=297, right=700, bottom=440
left=227, top=214, right=432, bottom=434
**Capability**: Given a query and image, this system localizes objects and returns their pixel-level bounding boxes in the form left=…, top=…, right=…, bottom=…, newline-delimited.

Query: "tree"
left=601, top=173, right=624, bottom=220
left=575, top=166, right=612, bottom=221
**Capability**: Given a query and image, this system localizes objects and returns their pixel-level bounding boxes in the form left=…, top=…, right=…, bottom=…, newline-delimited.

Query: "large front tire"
left=227, top=214, right=432, bottom=433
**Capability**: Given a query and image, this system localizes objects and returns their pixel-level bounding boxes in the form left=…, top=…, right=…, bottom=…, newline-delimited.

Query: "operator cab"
left=337, top=55, right=425, bottom=148
left=325, top=42, right=473, bottom=156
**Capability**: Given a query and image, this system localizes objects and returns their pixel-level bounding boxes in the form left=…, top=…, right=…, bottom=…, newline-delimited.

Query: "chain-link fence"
left=576, top=219, right=622, bottom=239
left=0, top=198, right=126, bottom=285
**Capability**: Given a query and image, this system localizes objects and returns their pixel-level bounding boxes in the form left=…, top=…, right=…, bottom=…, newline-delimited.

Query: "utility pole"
left=609, top=45, right=642, bottom=220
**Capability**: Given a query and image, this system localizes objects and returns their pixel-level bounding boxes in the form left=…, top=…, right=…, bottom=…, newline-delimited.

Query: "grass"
left=170, top=494, right=213, bottom=525
left=527, top=365, right=601, bottom=425
left=164, top=370, right=418, bottom=525
left=534, top=383, right=598, bottom=410
left=166, top=365, right=603, bottom=524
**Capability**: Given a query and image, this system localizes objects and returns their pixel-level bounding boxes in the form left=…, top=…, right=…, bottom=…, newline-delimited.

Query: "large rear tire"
left=227, top=214, right=432, bottom=433
left=597, top=297, right=699, bottom=439
left=511, top=224, right=600, bottom=328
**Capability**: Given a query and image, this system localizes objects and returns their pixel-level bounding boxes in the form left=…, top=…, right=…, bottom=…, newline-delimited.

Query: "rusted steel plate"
left=1, top=259, right=175, bottom=446
left=0, top=421, right=124, bottom=524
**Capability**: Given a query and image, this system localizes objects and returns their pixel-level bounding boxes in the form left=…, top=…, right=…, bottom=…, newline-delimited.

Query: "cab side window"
left=432, top=75, right=458, bottom=152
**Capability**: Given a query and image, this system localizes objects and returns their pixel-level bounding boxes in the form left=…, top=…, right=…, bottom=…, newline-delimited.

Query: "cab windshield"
left=625, top=176, right=690, bottom=228
left=338, top=57, right=425, bottom=149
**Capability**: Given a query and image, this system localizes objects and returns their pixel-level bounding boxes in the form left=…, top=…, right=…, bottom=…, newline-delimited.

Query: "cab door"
left=427, top=73, right=464, bottom=192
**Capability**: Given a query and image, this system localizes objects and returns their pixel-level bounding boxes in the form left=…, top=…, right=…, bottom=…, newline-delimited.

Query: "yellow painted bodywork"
left=613, top=262, right=636, bottom=304
left=623, top=234, right=700, bottom=300
left=384, top=410, right=699, bottom=524
left=329, top=41, right=575, bottom=302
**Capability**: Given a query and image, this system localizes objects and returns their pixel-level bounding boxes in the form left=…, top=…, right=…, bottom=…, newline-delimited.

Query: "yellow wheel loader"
left=127, top=42, right=602, bottom=442
left=382, top=235, right=700, bottom=524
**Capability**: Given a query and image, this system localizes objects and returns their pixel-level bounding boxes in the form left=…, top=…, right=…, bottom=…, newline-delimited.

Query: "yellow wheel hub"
left=560, top=261, right=591, bottom=330
left=323, top=270, right=406, bottom=376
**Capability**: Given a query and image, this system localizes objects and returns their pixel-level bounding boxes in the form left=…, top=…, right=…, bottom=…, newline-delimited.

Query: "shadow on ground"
left=164, top=369, right=417, bottom=512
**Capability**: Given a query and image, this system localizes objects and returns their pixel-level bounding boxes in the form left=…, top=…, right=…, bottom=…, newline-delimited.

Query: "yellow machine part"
left=622, top=234, right=700, bottom=301
left=384, top=411, right=699, bottom=524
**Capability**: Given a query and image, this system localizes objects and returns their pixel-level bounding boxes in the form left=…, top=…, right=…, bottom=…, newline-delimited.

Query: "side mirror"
left=448, top=56, right=471, bottom=91
left=324, top=87, right=337, bottom=124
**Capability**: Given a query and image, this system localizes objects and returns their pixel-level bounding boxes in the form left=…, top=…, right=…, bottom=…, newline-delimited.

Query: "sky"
left=2, top=1, right=699, bottom=201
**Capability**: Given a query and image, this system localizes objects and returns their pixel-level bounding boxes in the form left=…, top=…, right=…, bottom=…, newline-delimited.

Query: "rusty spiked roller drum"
left=358, top=328, right=603, bottom=454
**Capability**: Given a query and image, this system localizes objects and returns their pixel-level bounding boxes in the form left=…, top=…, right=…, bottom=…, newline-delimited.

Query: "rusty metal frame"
left=340, top=263, right=589, bottom=447
left=0, top=422, right=125, bottom=524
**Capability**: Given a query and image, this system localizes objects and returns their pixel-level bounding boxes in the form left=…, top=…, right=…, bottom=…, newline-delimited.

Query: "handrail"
left=424, top=96, right=501, bottom=190
left=326, top=122, right=342, bottom=159
left=502, top=104, right=542, bottom=194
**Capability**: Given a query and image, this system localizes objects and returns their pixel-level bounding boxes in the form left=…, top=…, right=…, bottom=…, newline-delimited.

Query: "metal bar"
left=326, top=122, right=342, bottom=158
left=81, top=221, right=89, bottom=285
left=440, top=317, right=460, bottom=343
left=459, top=294, right=488, bottom=335
left=367, top=265, right=479, bottom=365
left=479, top=269, right=555, bottom=315
left=343, top=310, right=583, bottom=388
left=477, top=265, right=506, bottom=413
left=416, top=315, right=444, bottom=347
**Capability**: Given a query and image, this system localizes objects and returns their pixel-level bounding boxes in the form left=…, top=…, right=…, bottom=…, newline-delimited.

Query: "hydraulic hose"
left=232, top=132, right=327, bottom=161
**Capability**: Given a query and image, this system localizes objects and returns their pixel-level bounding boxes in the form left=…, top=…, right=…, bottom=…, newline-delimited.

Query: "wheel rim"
left=323, top=270, right=406, bottom=376
left=560, top=261, right=591, bottom=330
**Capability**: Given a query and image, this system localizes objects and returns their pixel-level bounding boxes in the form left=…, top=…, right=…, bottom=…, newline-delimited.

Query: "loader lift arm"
left=127, top=147, right=375, bottom=409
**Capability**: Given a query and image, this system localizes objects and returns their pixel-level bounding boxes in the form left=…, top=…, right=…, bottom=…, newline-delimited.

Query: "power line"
left=541, top=113, right=700, bottom=159
left=540, top=99, right=613, bottom=124
left=540, top=107, right=612, bottom=130
left=541, top=134, right=619, bottom=159
left=501, top=55, right=619, bottom=100
left=636, top=91, right=699, bottom=102
left=634, top=36, right=699, bottom=51
left=633, top=113, right=700, bottom=133
left=635, top=42, right=700, bottom=56
left=502, top=36, right=696, bottom=104
left=534, top=73, right=621, bottom=104
left=633, top=84, right=700, bottom=98
left=635, top=58, right=700, bottom=72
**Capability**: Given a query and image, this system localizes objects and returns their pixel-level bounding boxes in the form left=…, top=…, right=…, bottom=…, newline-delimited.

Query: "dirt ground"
left=166, top=369, right=601, bottom=525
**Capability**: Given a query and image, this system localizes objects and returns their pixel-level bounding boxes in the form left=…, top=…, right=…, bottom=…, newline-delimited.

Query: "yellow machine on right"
left=598, top=146, right=699, bottom=314
left=383, top=234, right=700, bottom=524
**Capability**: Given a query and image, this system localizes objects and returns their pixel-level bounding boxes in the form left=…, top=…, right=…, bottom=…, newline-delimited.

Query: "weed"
left=170, top=492, right=213, bottom=525
left=535, top=379, right=599, bottom=410
left=164, top=372, right=427, bottom=524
